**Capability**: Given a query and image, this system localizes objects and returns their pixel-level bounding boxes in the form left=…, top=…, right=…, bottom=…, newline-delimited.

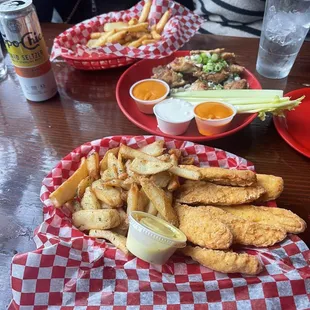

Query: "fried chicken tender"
left=191, top=206, right=286, bottom=247
left=175, top=204, right=233, bottom=250
left=220, top=205, right=306, bottom=234
left=181, top=246, right=263, bottom=275
left=179, top=165, right=256, bottom=187
left=176, top=181, right=265, bottom=206
left=256, top=174, right=284, bottom=201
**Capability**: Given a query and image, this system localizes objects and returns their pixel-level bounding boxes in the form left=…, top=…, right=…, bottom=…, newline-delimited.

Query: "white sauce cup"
left=153, top=98, right=194, bottom=136
left=129, top=79, right=170, bottom=114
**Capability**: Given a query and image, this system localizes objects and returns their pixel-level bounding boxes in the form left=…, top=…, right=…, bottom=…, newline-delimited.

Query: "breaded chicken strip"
left=176, top=181, right=265, bottom=206
left=181, top=246, right=263, bottom=275
left=179, top=165, right=256, bottom=186
left=190, top=206, right=286, bottom=247
left=175, top=204, right=233, bottom=250
left=220, top=205, right=306, bottom=234
left=256, top=174, right=284, bottom=201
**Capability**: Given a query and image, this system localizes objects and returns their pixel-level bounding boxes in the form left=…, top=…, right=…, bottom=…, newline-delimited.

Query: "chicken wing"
left=189, top=79, right=209, bottom=91
left=193, top=70, right=230, bottom=84
left=220, top=205, right=306, bottom=234
left=169, top=57, right=198, bottom=73
left=181, top=246, right=263, bottom=275
left=224, top=79, right=248, bottom=89
left=175, top=204, right=233, bottom=250
left=176, top=181, right=265, bottom=206
left=188, top=206, right=287, bottom=247
left=220, top=52, right=236, bottom=63
left=256, top=174, right=284, bottom=201
left=229, top=64, right=244, bottom=74
left=179, top=165, right=257, bottom=187
left=190, top=48, right=225, bottom=55
left=152, top=66, right=185, bottom=88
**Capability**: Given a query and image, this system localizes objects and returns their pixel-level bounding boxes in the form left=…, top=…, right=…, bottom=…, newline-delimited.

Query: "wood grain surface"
left=0, top=23, right=310, bottom=307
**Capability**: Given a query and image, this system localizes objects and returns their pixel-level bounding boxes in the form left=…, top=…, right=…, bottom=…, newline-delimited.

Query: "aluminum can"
left=0, top=0, right=57, bottom=101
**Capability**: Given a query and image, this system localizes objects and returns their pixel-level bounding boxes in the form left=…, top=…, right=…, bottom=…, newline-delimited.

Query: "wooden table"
left=1, top=23, right=310, bottom=307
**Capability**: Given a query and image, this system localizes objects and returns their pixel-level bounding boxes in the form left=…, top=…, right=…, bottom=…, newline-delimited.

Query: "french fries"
left=151, top=27, right=161, bottom=41
left=106, top=30, right=127, bottom=44
left=89, top=229, right=129, bottom=255
left=72, top=209, right=121, bottom=231
left=141, top=178, right=179, bottom=226
left=128, top=18, right=138, bottom=26
left=49, top=158, right=88, bottom=208
left=81, top=187, right=100, bottom=210
left=150, top=171, right=171, bottom=188
left=128, top=35, right=149, bottom=48
left=92, top=180, right=123, bottom=208
left=104, top=22, right=128, bottom=32
left=90, top=32, right=102, bottom=39
left=86, top=152, right=100, bottom=180
left=139, top=0, right=152, bottom=23
left=77, top=176, right=93, bottom=199
left=169, top=166, right=201, bottom=180
left=119, top=144, right=162, bottom=163
left=130, top=158, right=172, bottom=175
left=139, top=140, right=165, bottom=156
left=145, top=200, right=158, bottom=216
left=142, top=39, right=157, bottom=45
left=127, top=183, right=140, bottom=214
left=91, top=30, right=116, bottom=47
left=155, top=10, right=171, bottom=34
left=100, top=147, right=120, bottom=173
left=86, top=1, right=171, bottom=49
left=112, top=209, right=129, bottom=236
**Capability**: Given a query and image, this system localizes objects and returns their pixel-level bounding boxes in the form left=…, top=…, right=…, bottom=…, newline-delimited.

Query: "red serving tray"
left=116, top=50, right=260, bottom=142
left=274, top=88, right=310, bottom=158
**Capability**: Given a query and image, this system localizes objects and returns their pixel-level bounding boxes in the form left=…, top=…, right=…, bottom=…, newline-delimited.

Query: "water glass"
left=0, top=45, right=7, bottom=81
left=256, top=0, right=310, bottom=79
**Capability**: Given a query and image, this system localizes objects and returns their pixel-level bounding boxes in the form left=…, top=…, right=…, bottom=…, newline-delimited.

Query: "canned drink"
left=0, top=0, right=57, bottom=101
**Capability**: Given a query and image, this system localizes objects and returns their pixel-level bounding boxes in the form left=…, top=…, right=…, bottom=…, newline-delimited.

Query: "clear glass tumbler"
left=256, top=0, right=310, bottom=79
left=0, top=45, right=7, bottom=81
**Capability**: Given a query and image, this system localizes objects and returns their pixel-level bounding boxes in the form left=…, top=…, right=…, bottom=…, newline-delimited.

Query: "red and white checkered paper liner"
left=10, top=136, right=310, bottom=309
left=50, top=0, right=203, bottom=62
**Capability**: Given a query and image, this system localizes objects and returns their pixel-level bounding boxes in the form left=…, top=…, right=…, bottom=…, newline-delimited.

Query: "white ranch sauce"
left=154, top=98, right=194, bottom=123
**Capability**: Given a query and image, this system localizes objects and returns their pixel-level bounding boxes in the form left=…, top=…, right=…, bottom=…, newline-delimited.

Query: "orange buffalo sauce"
left=194, top=102, right=233, bottom=120
left=132, top=80, right=167, bottom=101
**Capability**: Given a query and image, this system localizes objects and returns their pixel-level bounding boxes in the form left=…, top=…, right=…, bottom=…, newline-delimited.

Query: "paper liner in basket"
left=50, top=0, right=204, bottom=61
left=10, top=136, right=310, bottom=309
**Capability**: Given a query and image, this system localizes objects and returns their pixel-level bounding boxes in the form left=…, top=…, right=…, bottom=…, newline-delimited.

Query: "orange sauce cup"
left=194, top=101, right=237, bottom=136
left=129, top=79, right=170, bottom=114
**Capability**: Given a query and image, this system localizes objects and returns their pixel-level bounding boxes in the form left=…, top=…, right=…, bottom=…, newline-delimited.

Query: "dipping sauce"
left=193, top=101, right=237, bottom=136
left=153, top=98, right=194, bottom=135
left=194, top=101, right=234, bottom=120
left=139, top=216, right=182, bottom=240
left=154, top=98, right=194, bottom=122
left=126, top=211, right=187, bottom=265
left=132, top=80, right=167, bottom=101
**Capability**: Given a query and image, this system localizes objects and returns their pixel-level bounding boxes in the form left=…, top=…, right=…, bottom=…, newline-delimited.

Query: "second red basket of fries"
left=50, top=0, right=203, bottom=70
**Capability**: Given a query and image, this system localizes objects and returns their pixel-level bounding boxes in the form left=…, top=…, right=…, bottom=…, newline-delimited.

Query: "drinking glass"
left=256, top=0, right=310, bottom=79
left=0, top=45, right=7, bottom=81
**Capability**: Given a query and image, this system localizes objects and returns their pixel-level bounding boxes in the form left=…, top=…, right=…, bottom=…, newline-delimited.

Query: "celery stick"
left=170, top=95, right=291, bottom=105
left=172, top=89, right=284, bottom=99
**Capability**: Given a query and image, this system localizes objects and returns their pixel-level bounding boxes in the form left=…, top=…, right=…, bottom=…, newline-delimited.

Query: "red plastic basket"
left=50, top=1, right=203, bottom=70
left=61, top=53, right=136, bottom=70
